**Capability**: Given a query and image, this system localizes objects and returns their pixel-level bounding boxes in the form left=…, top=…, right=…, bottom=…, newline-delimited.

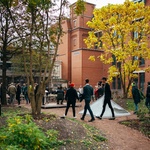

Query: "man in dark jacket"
left=81, top=78, right=95, bottom=122
left=96, top=77, right=115, bottom=120
left=64, top=83, right=79, bottom=118
left=56, top=86, right=64, bottom=105
left=132, top=82, right=141, bottom=114
left=145, top=82, right=150, bottom=113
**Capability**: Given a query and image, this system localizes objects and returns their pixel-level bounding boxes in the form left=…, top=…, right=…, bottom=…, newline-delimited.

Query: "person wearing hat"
left=63, top=83, right=79, bottom=118
left=131, top=82, right=141, bottom=114
left=145, top=81, right=150, bottom=113
left=80, top=78, right=95, bottom=122
left=96, top=77, right=115, bottom=120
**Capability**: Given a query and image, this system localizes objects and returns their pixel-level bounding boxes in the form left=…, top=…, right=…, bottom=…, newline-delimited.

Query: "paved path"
left=22, top=102, right=150, bottom=150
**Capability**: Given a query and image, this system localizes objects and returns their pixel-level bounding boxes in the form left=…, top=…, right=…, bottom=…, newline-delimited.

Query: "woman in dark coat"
left=132, top=82, right=141, bottom=114
left=16, top=83, right=21, bottom=106
left=145, top=82, right=150, bottom=112
left=64, top=83, right=79, bottom=118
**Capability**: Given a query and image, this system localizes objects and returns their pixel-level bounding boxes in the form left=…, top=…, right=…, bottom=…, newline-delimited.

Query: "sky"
left=69, top=0, right=125, bottom=8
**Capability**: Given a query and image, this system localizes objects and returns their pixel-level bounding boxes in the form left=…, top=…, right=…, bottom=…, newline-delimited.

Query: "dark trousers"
left=145, top=97, right=150, bottom=110
left=57, top=99, right=63, bottom=104
left=65, top=101, right=76, bottom=117
left=100, top=99, right=115, bottom=118
left=82, top=100, right=94, bottom=119
left=17, top=97, right=21, bottom=105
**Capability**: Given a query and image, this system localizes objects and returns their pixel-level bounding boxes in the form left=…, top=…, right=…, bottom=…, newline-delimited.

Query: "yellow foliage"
left=88, top=56, right=95, bottom=62
left=85, top=0, right=150, bottom=96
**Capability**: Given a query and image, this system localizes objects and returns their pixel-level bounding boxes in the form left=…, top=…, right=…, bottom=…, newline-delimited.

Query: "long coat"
left=104, top=83, right=111, bottom=101
left=132, top=86, right=141, bottom=104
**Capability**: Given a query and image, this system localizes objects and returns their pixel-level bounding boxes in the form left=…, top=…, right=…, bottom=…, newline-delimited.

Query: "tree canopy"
left=0, top=0, right=85, bottom=114
left=85, top=0, right=150, bottom=97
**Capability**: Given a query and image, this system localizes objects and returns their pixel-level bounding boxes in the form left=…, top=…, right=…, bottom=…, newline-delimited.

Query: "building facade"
left=58, top=1, right=150, bottom=93
left=132, top=0, right=150, bottom=92
left=57, top=2, right=108, bottom=88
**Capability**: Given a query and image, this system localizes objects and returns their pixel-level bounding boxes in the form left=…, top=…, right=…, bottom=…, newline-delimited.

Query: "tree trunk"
left=36, top=94, right=43, bottom=115
left=28, top=84, right=44, bottom=115
left=28, top=87, right=36, bottom=115
left=1, top=49, right=7, bottom=105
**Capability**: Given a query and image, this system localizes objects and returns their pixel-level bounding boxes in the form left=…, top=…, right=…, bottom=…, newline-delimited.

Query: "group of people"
left=0, top=82, right=30, bottom=106
left=2, top=77, right=150, bottom=118
left=62, top=77, right=150, bottom=121
left=63, top=77, right=115, bottom=122
left=132, top=81, right=150, bottom=114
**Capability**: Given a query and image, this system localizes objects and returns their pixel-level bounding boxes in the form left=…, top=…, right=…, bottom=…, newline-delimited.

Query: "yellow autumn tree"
left=85, top=0, right=150, bottom=98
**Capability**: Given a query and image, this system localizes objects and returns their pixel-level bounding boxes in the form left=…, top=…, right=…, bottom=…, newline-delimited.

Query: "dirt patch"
left=0, top=106, right=108, bottom=150
left=120, top=118, right=150, bottom=139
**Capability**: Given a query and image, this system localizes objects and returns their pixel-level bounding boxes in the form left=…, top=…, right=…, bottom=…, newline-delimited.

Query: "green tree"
left=85, top=0, right=150, bottom=98
left=0, top=0, right=86, bottom=114
left=0, top=0, right=22, bottom=105
left=10, top=0, right=68, bottom=115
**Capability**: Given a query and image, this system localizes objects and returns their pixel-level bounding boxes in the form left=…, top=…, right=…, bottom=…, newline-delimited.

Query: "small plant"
left=0, top=115, right=63, bottom=150
left=93, top=134, right=107, bottom=142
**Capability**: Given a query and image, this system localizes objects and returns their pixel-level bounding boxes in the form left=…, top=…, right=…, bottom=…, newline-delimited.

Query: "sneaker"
left=133, top=111, right=137, bottom=114
left=96, top=116, right=102, bottom=120
left=73, top=116, right=77, bottom=119
left=60, top=115, right=66, bottom=119
left=109, top=117, right=115, bottom=120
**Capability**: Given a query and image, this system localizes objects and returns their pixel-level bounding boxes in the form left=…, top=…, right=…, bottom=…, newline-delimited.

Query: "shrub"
left=0, top=115, right=63, bottom=150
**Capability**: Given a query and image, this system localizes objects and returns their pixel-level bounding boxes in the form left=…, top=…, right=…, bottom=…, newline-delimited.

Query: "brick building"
left=57, top=0, right=150, bottom=93
left=57, top=2, right=108, bottom=88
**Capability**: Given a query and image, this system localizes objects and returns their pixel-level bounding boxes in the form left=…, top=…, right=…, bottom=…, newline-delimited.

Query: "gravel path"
left=23, top=101, right=150, bottom=150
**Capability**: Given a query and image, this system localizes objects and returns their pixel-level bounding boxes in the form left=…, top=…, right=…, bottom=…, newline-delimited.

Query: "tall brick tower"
left=57, top=2, right=107, bottom=88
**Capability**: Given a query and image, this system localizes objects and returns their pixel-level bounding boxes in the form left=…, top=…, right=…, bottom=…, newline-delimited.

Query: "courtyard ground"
left=23, top=101, right=150, bottom=150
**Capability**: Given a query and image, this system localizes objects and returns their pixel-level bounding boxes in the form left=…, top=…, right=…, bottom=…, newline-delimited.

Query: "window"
left=133, top=30, right=144, bottom=40
left=133, top=31, right=138, bottom=39
left=73, top=38, right=76, bottom=46
left=139, top=73, right=145, bottom=91
left=73, top=19, right=77, bottom=28
left=112, top=77, right=116, bottom=89
left=112, top=55, right=116, bottom=66
left=94, top=40, right=103, bottom=49
left=117, top=77, right=121, bottom=89
left=133, top=56, right=145, bottom=66
left=139, top=57, right=145, bottom=66
left=112, top=77, right=121, bottom=89
left=133, top=0, right=145, bottom=3
left=112, top=55, right=121, bottom=69
left=94, top=31, right=103, bottom=49
left=133, top=75, right=138, bottom=86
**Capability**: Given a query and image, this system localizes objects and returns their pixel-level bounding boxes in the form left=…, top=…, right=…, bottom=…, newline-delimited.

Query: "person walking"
left=16, top=83, right=21, bottom=106
left=63, top=83, right=79, bottom=118
left=96, top=77, right=115, bottom=120
left=80, top=78, right=95, bottom=122
left=8, top=83, right=17, bottom=105
left=145, top=81, right=150, bottom=113
left=56, top=86, right=64, bottom=105
left=22, top=83, right=30, bottom=104
left=131, top=82, right=141, bottom=114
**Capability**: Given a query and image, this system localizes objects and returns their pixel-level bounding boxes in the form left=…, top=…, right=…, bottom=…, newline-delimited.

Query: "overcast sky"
left=69, top=0, right=125, bottom=8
